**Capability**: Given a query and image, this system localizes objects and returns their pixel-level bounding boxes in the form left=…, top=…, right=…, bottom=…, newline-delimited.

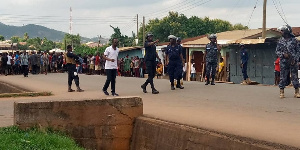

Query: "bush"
left=0, top=126, right=84, bottom=150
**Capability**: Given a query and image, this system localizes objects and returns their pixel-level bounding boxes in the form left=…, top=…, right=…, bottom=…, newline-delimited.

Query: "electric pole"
left=143, top=16, right=145, bottom=45
left=262, top=0, right=267, bottom=39
left=69, top=7, right=73, bottom=35
left=98, top=35, right=101, bottom=53
left=136, top=14, right=138, bottom=39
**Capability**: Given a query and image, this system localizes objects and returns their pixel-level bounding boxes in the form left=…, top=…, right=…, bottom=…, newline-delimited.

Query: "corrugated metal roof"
left=270, top=27, right=300, bottom=36
left=157, top=35, right=207, bottom=46
left=233, top=39, right=266, bottom=44
left=119, top=46, right=143, bottom=52
left=184, top=29, right=266, bottom=45
left=0, top=43, right=11, bottom=47
left=183, top=29, right=282, bottom=46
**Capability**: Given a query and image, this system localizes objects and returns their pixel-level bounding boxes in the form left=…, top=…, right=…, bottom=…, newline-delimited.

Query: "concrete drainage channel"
left=14, top=97, right=298, bottom=150
left=0, top=81, right=51, bottom=98
left=0, top=82, right=30, bottom=94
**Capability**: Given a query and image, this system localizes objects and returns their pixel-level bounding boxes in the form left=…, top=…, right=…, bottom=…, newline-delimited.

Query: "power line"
left=144, top=0, right=190, bottom=17
left=243, top=0, right=259, bottom=37
left=146, top=0, right=203, bottom=18
left=178, top=0, right=213, bottom=14
left=275, top=0, right=288, bottom=24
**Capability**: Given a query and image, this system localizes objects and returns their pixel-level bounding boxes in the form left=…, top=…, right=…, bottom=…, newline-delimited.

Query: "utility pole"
left=69, top=7, right=73, bottom=35
left=143, top=16, right=145, bottom=45
left=262, top=0, right=267, bottom=39
left=136, top=14, right=138, bottom=39
left=98, top=35, right=101, bottom=53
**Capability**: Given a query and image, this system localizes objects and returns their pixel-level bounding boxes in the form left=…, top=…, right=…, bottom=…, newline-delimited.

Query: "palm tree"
left=23, top=32, right=29, bottom=41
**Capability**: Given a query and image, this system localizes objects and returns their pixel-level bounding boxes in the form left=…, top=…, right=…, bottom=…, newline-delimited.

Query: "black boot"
left=176, top=80, right=184, bottom=89
left=211, top=76, right=215, bottom=85
left=152, top=88, right=159, bottom=94
left=171, top=83, right=175, bottom=90
left=141, top=84, right=147, bottom=93
left=76, top=86, right=84, bottom=92
left=205, top=80, right=210, bottom=85
left=171, top=85, right=175, bottom=90
left=68, top=86, right=75, bottom=92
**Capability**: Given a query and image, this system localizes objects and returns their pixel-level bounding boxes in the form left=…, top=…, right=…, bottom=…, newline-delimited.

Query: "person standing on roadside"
left=65, top=45, right=84, bottom=92
left=20, top=51, right=29, bottom=77
left=2, top=53, right=8, bottom=76
left=276, top=25, right=300, bottom=99
left=204, top=34, right=221, bottom=85
left=102, top=38, right=120, bottom=96
left=42, top=51, right=49, bottom=75
left=165, top=35, right=185, bottom=90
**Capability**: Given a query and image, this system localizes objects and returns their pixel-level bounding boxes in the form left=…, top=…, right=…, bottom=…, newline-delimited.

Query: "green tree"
left=0, top=35, right=5, bottom=41
left=23, top=32, right=29, bottom=41
left=10, top=36, right=21, bottom=43
left=110, top=25, right=135, bottom=47
left=17, top=43, right=28, bottom=50
left=74, top=44, right=108, bottom=56
left=62, top=34, right=81, bottom=50
left=137, top=12, right=248, bottom=44
left=27, top=37, right=42, bottom=50
left=41, top=37, right=55, bottom=51
left=232, top=23, right=249, bottom=30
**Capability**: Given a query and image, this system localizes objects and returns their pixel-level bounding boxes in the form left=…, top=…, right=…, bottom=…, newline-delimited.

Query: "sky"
left=0, top=0, right=299, bottom=39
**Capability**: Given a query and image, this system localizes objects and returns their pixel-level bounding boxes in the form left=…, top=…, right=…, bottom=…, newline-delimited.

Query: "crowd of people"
left=0, top=51, right=161, bottom=79
left=0, top=51, right=65, bottom=76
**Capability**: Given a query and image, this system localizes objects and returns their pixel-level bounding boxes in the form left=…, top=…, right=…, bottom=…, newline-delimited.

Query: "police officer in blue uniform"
left=166, top=35, right=184, bottom=90
left=276, top=25, right=300, bottom=99
left=141, top=33, right=160, bottom=94
left=240, top=44, right=251, bottom=84
left=205, top=34, right=221, bottom=85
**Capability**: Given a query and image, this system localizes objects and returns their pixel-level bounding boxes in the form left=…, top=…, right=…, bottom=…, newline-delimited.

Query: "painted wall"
left=118, top=49, right=143, bottom=59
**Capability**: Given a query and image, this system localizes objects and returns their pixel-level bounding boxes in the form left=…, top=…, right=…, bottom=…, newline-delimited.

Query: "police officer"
left=166, top=35, right=184, bottom=90
left=65, top=45, right=84, bottom=92
left=141, top=33, right=160, bottom=94
left=276, top=25, right=300, bottom=99
left=176, top=37, right=182, bottom=46
left=205, top=34, right=221, bottom=85
left=240, top=44, right=251, bottom=84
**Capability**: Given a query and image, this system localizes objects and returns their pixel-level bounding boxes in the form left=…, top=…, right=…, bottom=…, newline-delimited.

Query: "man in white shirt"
left=191, top=59, right=196, bottom=81
left=102, top=38, right=120, bottom=96
left=7, top=52, right=12, bottom=75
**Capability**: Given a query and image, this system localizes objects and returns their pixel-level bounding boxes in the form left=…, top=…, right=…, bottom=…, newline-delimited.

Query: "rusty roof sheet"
left=119, top=46, right=143, bottom=52
left=183, top=29, right=283, bottom=46
left=157, top=35, right=207, bottom=46
left=184, top=29, right=267, bottom=45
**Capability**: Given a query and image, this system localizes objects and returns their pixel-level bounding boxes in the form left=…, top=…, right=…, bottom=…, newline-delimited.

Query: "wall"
left=14, top=97, right=143, bottom=150
left=130, top=117, right=294, bottom=150
left=118, top=49, right=143, bottom=60
left=229, top=43, right=277, bottom=84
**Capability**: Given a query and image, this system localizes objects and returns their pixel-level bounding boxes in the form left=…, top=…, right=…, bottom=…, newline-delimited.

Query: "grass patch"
left=0, top=92, right=52, bottom=98
left=0, top=126, right=84, bottom=150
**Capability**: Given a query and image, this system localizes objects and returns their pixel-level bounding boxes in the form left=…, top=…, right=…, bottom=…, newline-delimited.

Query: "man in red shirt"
left=95, top=52, right=100, bottom=75
left=274, top=56, right=280, bottom=85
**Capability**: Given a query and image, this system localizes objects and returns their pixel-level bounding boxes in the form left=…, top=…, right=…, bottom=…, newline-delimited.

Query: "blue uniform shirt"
left=275, top=37, right=300, bottom=63
left=205, top=43, right=218, bottom=63
left=144, top=41, right=156, bottom=61
left=240, top=48, right=249, bottom=64
left=166, top=44, right=182, bottom=61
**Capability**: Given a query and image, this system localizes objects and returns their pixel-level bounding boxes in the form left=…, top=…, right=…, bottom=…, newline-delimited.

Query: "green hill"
left=0, top=22, right=100, bottom=42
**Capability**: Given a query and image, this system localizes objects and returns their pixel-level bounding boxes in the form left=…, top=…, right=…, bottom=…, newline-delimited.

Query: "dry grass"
left=0, top=92, right=52, bottom=98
